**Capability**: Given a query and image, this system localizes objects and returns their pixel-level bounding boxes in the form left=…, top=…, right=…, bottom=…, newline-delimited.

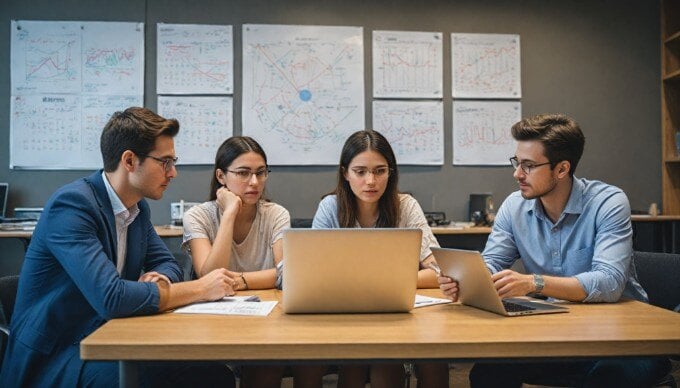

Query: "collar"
left=527, top=176, right=585, bottom=220
left=101, top=171, right=139, bottom=224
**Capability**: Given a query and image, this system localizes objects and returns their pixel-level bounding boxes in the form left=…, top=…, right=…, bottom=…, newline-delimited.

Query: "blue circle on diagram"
left=299, top=89, right=312, bottom=102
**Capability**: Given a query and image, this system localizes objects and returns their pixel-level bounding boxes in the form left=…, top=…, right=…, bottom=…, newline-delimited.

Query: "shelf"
left=663, top=69, right=680, bottom=82
left=665, top=30, right=680, bottom=45
left=665, top=156, right=680, bottom=163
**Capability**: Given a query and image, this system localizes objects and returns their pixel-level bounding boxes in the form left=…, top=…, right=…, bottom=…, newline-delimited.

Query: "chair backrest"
left=633, top=251, right=680, bottom=311
left=0, top=275, right=19, bottom=325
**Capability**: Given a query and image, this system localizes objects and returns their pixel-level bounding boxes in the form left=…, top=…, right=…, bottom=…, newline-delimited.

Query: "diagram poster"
left=242, top=24, right=364, bottom=165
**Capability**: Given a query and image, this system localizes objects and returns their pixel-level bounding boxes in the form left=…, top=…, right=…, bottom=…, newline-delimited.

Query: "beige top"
left=182, top=200, right=290, bottom=272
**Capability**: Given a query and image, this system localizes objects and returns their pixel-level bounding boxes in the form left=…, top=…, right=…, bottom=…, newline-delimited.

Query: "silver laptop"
left=282, top=228, right=421, bottom=313
left=431, top=247, right=568, bottom=316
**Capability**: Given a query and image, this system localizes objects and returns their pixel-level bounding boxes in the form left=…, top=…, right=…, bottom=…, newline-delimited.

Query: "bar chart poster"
left=451, top=33, right=521, bottom=99
left=242, top=24, right=364, bottom=165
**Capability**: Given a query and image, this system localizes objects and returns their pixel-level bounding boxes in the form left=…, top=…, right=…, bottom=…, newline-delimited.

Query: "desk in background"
left=81, top=288, right=680, bottom=388
left=631, top=215, right=680, bottom=254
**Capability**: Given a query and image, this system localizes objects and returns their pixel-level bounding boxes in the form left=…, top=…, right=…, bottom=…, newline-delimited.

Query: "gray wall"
left=0, top=0, right=661, bottom=275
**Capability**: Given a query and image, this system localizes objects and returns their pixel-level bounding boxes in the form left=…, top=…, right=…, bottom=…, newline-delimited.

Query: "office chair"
left=291, top=218, right=313, bottom=228
left=0, top=275, right=19, bottom=366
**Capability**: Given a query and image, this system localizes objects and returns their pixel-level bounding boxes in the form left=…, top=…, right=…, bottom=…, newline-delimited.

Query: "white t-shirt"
left=182, top=200, right=290, bottom=272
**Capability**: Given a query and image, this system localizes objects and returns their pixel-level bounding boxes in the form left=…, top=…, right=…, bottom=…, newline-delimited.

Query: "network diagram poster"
left=242, top=24, right=364, bottom=165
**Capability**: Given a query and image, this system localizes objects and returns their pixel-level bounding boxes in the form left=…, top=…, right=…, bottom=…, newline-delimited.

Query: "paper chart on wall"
left=373, top=30, right=443, bottom=98
left=452, top=100, right=520, bottom=165
left=157, top=96, right=233, bottom=165
left=157, top=23, right=233, bottom=94
left=451, top=33, right=521, bottom=99
left=10, top=94, right=141, bottom=169
left=242, top=24, right=364, bottom=165
left=372, top=100, right=443, bottom=165
left=10, top=20, right=144, bottom=169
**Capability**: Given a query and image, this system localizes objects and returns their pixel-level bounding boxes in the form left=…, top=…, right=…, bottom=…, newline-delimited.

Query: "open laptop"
left=431, top=247, right=569, bottom=316
left=282, top=228, right=421, bottom=313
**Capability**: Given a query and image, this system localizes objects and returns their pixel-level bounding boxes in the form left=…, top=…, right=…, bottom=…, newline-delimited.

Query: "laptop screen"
left=0, top=183, right=7, bottom=218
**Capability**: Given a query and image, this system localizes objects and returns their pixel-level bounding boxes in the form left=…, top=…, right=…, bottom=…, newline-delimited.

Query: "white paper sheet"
left=372, top=100, right=443, bottom=165
left=414, top=294, right=452, bottom=308
left=174, top=296, right=278, bottom=316
left=373, top=30, right=443, bottom=98
left=242, top=24, right=364, bottom=165
left=452, top=33, right=521, bottom=99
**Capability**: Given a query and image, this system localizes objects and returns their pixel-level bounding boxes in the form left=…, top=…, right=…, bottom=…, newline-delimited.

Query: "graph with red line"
left=242, top=24, right=364, bottom=165
left=452, top=33, right=521, bottom=99
left=372, top=100, right=443, bottom=165
left=373, top=31, right=443, bottom=98
left=157, top=24, right=233, bottom=94
left=453, top=100, right=520, bottom=165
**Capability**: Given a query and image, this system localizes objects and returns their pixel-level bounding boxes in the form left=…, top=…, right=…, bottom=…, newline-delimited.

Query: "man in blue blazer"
left=0, top=107, right=236, bottom=387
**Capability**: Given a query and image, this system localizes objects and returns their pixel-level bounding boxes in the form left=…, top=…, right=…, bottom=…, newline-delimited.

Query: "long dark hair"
left=209, top=136, right=268, bottom=201
left=333, top=130, right=399, bottom=227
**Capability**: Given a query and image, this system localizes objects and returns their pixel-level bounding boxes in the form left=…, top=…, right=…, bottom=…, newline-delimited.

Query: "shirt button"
left=553, top=251, right=558, bottom=256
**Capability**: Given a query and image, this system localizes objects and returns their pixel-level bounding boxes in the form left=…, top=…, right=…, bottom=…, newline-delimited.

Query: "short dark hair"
left=332, top=130, right=400, bottom=228
left=511, top=113, right=585, bottom=177
left=100, top=107, right=180, bottom=172
left=209, top=136, right=268, bottom=201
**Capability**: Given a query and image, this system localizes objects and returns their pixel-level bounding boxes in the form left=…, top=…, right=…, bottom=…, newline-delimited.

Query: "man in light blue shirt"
left=438, top=113, right=670, bottom=387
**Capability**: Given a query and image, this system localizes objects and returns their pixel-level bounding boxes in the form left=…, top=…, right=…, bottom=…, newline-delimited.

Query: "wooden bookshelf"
left=661, top=0, right=680, bottom=215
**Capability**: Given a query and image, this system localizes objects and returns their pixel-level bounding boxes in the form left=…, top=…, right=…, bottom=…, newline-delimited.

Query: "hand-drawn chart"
left=372, top=100, right=443, bottom=165
left=157, top=24, right=233, bottom=94
left=242, top=24, right=364, bottom=165
left=82, top=22, right=144, bottom=94
left=11, top=21, right=81, bottom=94
left=158, top=96, right=233, bottom=164
left=373, top=31, right=442, bottom=98
left=452, top=100, right=520, bottom=165
left=10, top=20, right=144, bottom=169
left=452, top=33, right=521, bottom=99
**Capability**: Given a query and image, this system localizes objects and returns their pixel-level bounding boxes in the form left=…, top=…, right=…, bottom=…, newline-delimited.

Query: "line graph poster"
left=373, top=31, right=442, bottom=98
left=451, top=33, right=521, bottom=99
left=372, top=100, right=443, bottom=165
left=242, top=24, right=364, bottom=165
left=452, top=100, right=520, bottom=165
left=11, top=21, right=144, bottom=95
left=10, top=20, right=144, bottom=169
left=157, top=24, right=233, bottom=94
left=158, top=96, right=233, bottom=165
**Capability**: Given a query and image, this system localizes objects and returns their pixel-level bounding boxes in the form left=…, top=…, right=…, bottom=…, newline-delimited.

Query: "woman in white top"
left=183, top=136, right=288, bottom=289
left=183, top=136, right=292, bottom=387
left=312, top=130, right=448, bottom=388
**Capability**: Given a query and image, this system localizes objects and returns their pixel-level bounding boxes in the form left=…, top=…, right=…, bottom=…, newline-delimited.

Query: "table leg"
left=120, top=361, right=139, bottom=388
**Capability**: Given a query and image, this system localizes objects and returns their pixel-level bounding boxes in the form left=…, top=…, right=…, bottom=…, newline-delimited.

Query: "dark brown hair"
left=333, top=130, right=399, bottom=228
left=209, top=136, right=268, bottom=201
left=100, top=107, right=179, bottom=172
left=511, top=113, right=585, bottom=177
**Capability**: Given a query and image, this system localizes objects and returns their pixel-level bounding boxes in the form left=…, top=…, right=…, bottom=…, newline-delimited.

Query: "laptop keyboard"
left=502, top=300, right=536, bottom=312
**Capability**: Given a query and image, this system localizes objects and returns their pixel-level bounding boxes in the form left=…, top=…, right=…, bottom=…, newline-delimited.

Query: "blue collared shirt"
left=101, top=171, right=139, bottom=275
left=483, top=177, right=648, bottom=303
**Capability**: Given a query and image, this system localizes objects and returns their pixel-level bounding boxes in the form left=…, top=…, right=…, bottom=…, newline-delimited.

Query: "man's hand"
left=437, top=276, right=459, bottom=302
left=139, top=271, right=171, bottom=285
left=198, top=268, right=236, bottom=300
left=492, top=269, right=534, bottom=298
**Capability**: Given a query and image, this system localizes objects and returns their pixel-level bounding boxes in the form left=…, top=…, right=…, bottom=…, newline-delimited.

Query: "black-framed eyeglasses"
left=509, top=156, right=551, bottom=175
left=141, top=154, right=178, bottom=172
left=349, top=166, right=392, bottom=179
left=227, top=168, right=271, bottom=182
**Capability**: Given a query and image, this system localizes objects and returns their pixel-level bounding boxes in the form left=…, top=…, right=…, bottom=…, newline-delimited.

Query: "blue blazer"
left=0, top=171, right=182, bottom=387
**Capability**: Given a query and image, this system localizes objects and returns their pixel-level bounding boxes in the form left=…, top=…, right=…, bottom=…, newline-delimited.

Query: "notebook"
left=431, top=247, right=569, bottom=316
left=282, top=228, right=421, bottom=313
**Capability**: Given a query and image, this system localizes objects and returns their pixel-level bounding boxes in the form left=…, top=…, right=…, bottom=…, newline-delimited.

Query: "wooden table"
left=81, top=289, right=680, bottom=387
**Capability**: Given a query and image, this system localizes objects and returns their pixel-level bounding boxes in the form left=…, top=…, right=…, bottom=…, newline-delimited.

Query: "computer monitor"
left=0, top=183, right=8, bottom=219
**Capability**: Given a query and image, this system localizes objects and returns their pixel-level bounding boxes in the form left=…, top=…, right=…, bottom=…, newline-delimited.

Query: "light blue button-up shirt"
left=483, top=177, right=648, bottom=303
left=102, top=171, right=139, bottom=275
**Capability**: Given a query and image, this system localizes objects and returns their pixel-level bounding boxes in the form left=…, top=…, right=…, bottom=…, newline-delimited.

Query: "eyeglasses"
left=227, top=168, right=271, bottom=182
left=509, top=156, right=551, bottom=175
left=141, top=154, right=178, bottom=172
left=349, top=166, right=392, bottom=179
